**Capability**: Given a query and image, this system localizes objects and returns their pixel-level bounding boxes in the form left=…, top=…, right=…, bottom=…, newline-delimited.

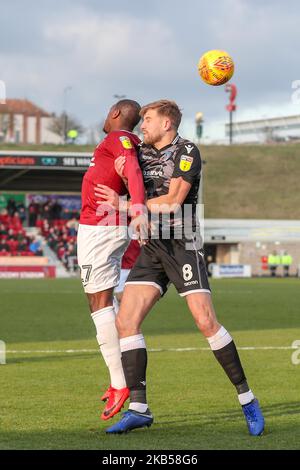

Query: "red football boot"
left=101, top=386, right=130, bottom=420
left=101, top=386, right=113, bottom=402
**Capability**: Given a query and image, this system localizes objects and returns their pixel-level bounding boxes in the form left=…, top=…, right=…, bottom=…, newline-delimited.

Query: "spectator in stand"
left=16, top=229, right=26, bottom=241
left=18, top=238, right=28, bottom=252
left=17, top=203, right=26, bottom=224
left=7, top=228, right=15, bottom=239
left=0, top=240, right=9, bottom=252
left=51, top=199, right=62, bottom=220
left=28, top=201, right=39, bottom=227
left=35, top=215, right=50, bottom=235
left=0, top=223, right=7, bottom=235
left=57, top=241, right=66, bottom=260
left=61, top=208, right=71, bottom=220
left=47, top=227, right=59, bottom=250
left=66, top=217, right=79, bottom=237
left=29, top=237, right=43, bottom=256
left=42, top=204, right=51, bottom=221
left=6, top=237, right=18, bottom=253
left=7, top=198, right=17, bottom=216
left=71, top=209, right=79, bottom=220
left=10, top=212, right=22, bottom=231
left=0, top=209, right=9, bottom=226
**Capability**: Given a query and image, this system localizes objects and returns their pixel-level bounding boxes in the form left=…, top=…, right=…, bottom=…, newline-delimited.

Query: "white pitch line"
left=1, top=290, right=78, bottom=295
left=5, top=346, right=298, bottom=354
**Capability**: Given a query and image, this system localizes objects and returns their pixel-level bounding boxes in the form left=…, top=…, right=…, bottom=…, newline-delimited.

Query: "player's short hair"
left=115, top=99, right=141, bottom=130
left=140, top=100, right=182, bottom=130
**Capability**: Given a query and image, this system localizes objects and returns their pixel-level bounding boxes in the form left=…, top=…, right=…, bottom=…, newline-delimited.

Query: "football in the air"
left=198, top=50, right=234, bottom=86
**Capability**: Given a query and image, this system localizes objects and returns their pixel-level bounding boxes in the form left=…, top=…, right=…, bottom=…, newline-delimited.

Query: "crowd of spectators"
left=28, top=199, right=79, bottom=227
left=0, top=206, right=43, bottom=256
left=31, top=199, right=80, bottom=271
left=0, top=197, right=80, bottom=269
left=6, top=197, right=27, bottom=223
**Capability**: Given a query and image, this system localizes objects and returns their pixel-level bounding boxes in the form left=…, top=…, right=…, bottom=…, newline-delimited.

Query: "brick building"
left=0, top=99, right=62, bottom=144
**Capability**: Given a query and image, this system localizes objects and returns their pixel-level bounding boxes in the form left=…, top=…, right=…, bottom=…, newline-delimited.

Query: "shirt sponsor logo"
left=141, top=154, right=154, bottom=160
left=184, top=279, right=199, bottom=286
left=179, top=155, right=193, bottom=172
left=143, top=169, right=163, bottom=177
left=143, top=165, right=164, bottom=178
left=119, top=136, right=133, bottom=149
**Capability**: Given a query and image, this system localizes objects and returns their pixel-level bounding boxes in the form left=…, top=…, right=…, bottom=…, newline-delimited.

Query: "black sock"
left=121, top=347, right=147, bottom=404
left=213, top=340, right=250, bottom=394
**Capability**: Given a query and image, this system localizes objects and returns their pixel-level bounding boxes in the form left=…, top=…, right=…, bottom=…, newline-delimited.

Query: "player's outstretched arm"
left=122, top=153, right=145, bottom=212
left=111, top=134, right=145, bottom=211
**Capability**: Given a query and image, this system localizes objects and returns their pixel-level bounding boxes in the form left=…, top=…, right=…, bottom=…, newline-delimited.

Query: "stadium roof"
left=0, top=150, right=91, bottom=192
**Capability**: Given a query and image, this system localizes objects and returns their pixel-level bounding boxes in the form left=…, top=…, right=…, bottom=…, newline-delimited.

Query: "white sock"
left=207, top=326, right=233, bottom=350
left=120, top=334, right=146, bottom=352
left=129, top=402, right=148, bottom=413
left=238, top=390, right=255, bottom=406
left=91, top=306, right=126, bottom=390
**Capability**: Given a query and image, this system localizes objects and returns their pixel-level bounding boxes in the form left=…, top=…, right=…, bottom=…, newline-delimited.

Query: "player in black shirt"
left=127, top=131, right=209, bottom=296
left=97, top=100, right=264, bottom=436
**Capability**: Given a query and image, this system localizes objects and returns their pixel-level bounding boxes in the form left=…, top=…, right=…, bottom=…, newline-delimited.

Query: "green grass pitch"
left=1, top=278, right=300, bottom=450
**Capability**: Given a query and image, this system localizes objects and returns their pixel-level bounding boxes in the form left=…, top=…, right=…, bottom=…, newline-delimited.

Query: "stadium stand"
left=34, top=200, right=79, bottom=272
left=0, top=207, right=43, bottom=257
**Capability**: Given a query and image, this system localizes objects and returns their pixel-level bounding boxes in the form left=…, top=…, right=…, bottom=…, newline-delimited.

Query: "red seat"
left=36, top=220, right=43, bottom=229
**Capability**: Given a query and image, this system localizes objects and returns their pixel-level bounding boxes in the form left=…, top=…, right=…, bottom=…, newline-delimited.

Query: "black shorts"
left=126, top=238, right=211, bottom=297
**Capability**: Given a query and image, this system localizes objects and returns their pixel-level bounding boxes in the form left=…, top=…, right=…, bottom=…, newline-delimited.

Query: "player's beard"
left=142, top=130, right=164, bottom=146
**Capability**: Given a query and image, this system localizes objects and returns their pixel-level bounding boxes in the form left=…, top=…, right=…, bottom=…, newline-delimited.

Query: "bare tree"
left=85, top=120, right=107, bottom=145
left=48, top=112, right=84, bottom=140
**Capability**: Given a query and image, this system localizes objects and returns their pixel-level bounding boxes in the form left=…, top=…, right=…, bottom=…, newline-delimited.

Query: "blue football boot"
left=242, top=398, right=265, bottom=436
left=106, top=409, right=153, bottom=434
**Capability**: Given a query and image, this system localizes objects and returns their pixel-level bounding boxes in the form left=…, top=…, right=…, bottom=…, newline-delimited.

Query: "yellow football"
left=198, top=50, right=234, bottom=86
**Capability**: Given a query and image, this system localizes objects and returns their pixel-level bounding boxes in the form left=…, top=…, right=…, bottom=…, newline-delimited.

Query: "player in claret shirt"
left=77, top=100, right=146, bottom=421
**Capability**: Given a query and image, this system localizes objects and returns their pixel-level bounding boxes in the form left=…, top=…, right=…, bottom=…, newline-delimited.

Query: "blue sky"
left=1, top=0, right=299, bottom=141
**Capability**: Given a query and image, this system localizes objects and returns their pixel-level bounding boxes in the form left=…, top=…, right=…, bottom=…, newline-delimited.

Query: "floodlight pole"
left=63, top=86, right=72, bottom=143
left=229, top=109, right=233, bottom=145
left=225, top=83, right=237, bottom=145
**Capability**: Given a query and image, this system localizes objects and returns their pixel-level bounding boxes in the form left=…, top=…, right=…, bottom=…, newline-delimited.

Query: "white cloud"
left=1, top=6, right=188, bottom=122
left=44, top=10, right=184, bottom=79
